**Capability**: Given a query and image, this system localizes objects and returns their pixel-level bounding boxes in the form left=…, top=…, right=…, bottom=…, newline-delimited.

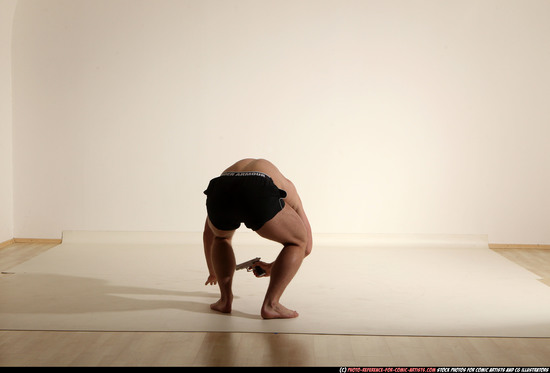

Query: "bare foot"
left=210, top=298, right=232, bottom=313
left=261, top=301, right=299, bottom=319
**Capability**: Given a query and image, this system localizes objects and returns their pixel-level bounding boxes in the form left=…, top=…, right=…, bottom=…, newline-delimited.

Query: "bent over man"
left=203, top=158, right=312, bottom=319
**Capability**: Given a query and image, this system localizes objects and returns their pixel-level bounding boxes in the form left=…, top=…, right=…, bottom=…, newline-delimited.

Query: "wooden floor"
left=1, top=242, right=550, bottom=367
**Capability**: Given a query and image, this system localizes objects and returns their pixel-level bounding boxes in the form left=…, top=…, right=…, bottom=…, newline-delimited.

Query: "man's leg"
left=255, top=204, right=308, bottom=319
left=207, top=219, right=236, bottom=313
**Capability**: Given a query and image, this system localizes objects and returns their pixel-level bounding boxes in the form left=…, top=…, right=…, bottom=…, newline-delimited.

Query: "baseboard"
left=1, top=238, right=62, bottom=248
left=489, top=243, right=550, bottom=250
left=14, top=238, right=63, bottom=244
left=2, top=235, right=548, bottom=250
left=59, top=231, right=491, bottom=248
left=0, top=238, right=16, bottom=249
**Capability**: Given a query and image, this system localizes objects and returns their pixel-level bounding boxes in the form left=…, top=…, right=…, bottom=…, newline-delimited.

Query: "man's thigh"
left=255, top=204, right=307, bottom=248
left=207, top=217, right=236, bottom=239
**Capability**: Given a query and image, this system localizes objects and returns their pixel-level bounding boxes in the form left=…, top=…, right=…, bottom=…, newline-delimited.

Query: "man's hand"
left=205, top=274, right=217, bottom=285
left=254, top=261, right=273, bottom=277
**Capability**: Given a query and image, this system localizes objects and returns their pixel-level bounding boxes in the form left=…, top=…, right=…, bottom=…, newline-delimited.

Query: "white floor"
left=2, top=231, right=550, bottom=337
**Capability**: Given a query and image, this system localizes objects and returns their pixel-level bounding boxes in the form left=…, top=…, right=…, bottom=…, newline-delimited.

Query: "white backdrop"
left=10, top=0, right=550, bottom=243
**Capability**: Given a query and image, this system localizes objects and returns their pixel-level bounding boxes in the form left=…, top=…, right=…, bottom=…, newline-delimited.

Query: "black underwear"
left=204, top=172, right=287, bottom=231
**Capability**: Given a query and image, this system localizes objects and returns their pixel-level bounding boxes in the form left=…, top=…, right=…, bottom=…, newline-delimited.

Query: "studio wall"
left=10, top=0, right=550, bottom=244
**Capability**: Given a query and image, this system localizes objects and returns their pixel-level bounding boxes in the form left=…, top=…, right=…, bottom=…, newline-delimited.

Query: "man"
left=203, top=158, right=312, bottom=319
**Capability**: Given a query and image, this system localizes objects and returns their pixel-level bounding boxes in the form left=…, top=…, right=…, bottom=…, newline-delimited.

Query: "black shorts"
left=204, top=171, right=287, bottom=231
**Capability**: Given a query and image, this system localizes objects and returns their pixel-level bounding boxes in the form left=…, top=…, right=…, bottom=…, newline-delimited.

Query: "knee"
left=287, top=235, right=308, bottom=257
left=291, top=226, right=311, bottom=258
left=304, top=241, right=312, bottom=257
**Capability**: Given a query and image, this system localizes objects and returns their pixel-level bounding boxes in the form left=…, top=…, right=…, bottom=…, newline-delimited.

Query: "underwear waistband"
left=221, top=171, right=270, bottom=178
